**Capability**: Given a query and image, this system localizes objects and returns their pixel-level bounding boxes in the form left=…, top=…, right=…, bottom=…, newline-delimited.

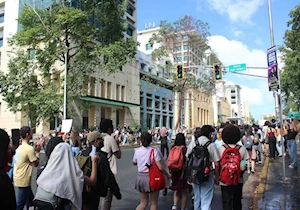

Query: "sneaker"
left=288, top=165, right=295, bottom=169
left=172, top=204, right=177, bottom=210
left=259, top=161, right=263, bottom=164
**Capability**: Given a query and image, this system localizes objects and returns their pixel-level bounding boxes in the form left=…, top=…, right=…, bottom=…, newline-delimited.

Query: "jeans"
left=287, top=140, right=297, bottom=167
left=221, top=183, right=243, bottom=210
left=16, top=186, right=34, bottom=210
left=269, top=137, right=276, bottom=158
left=192, top=174, right=214, bottom=210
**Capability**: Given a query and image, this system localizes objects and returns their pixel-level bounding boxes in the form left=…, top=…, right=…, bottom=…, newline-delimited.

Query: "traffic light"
left=176, top=64, right=184, bottom=80
left=214, top=64, right=222, bottom=80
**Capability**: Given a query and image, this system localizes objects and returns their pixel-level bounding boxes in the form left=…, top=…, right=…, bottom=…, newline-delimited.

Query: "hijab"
left=37, top=143, right=84, bottom=210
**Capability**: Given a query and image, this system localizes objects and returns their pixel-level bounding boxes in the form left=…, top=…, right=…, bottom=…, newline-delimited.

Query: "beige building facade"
left=0, top=0, right=140, bottom=134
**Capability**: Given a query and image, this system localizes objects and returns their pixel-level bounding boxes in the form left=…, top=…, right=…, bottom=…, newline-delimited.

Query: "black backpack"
left=187, top=140, right=211, bottom=184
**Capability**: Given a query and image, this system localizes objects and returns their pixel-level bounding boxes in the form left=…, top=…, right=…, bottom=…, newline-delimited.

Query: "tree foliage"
left=148, top=15, right=217, bottom=128
left=0, top=0, right=137, bottom=125
left=280, top=4, right=300, bottom=110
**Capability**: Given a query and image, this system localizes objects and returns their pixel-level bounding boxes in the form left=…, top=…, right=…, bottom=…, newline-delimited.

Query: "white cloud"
left=195, top=0, right=264, bottom=24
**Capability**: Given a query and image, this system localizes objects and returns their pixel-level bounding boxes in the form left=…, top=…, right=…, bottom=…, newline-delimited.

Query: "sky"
left=137, top=0, right=298, bottom=120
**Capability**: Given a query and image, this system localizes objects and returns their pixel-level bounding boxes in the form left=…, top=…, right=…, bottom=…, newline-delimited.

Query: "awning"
left=218, top=114, right=227, bottom=117
left=80, top=96, right=140, bottom=108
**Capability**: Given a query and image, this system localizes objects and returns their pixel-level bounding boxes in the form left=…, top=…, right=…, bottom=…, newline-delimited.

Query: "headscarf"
left=37, top=143, right=84, bottom=210
left=45, top=137, right=63, bottom=158
left=160, top=127, right=167, bottom=138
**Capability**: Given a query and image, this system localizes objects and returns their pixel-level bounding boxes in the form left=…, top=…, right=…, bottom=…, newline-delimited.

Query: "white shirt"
left=89, top=145, right=97, bottom=157
left=101, top=133, right=120, bottom=175
left=133, top=147, right=161, bottom=173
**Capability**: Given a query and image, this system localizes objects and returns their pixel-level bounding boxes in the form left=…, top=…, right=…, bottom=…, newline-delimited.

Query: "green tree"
left=0, top=0, right=137, bottom=126
left=280, top=5, right=300, bottom=110
left=149, top=16, right=217, bottom=129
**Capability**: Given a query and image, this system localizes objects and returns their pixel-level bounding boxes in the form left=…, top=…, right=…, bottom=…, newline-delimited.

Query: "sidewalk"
left=255, top=142, right=300, bottom=210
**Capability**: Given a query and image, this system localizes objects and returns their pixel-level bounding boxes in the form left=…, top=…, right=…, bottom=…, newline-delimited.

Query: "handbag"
left=148, top=149, right=165, bottom=191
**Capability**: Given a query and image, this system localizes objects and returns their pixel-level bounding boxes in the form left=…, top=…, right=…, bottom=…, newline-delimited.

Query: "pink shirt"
left=133, top=147, right=161, bottom=173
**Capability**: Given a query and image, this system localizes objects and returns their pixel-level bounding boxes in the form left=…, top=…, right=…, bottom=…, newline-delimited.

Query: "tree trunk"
left=174, top=79, right=187, bottom=130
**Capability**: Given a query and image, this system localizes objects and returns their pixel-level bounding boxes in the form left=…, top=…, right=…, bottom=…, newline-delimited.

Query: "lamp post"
left=267, top=0, right=286, bottom=182
left=63, top=49, right=67, bottom=120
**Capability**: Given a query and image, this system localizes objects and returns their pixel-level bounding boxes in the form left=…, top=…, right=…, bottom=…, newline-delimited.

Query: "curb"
left=249, top=156, right=270, bottom=210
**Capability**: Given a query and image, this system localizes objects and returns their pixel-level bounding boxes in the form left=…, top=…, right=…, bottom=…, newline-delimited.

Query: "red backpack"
left=219, top=144, right=241, bottom=185
left=167, top=146, right=185, bottom=171
left=148, top=149, right=166, bottom=191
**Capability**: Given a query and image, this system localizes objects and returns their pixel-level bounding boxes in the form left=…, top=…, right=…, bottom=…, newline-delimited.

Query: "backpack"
left=76, top=154, right=92, bottom=177
left=147, top=149, right=166, bottom=191
left=160, top=136, right=168, bottom=145
left=244, top=136, right=253, bottom=150
left=219, top=144, right=241, bottom=185
left=187, top=140, right=211, bottom=184
left=253, top=134, right=260, bottom=145
left=167, top=146, right=185, bottom=171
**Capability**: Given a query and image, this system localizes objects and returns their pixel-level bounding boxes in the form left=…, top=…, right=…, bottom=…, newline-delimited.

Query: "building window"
left=183, top=35, right=188, bottom=39
left=146, top=93, right=152, bottom=97
left=184, top=56, right=188, bottom=62
left=183, top=44, right=188, bottom=50
left=162, top=102, right=166, bottom=110
left=0, top=13, right=4, bottom=24
left=145, top=43, right=153, bottom=50
left=155, top=101, right=160, bottom=109
left=126, top=7, right=133, bottom=16
left=121, top=86, right=125, bottom=101
left=126, top=28, right=133, bottom=36
left=231, top=90, right=235, bottom=93
left=107, top=82, right=112, bottom=99
left=140, top=63, right=146, bottom=70
left=116, top=84, right=120, bottom=100
left=28, top=49, right=36, bottom=60
left=174, top=56, right=182, bottom=62
left=147, top=99, right=152, bottom=107
left=0, top=37, right=3, bottom=47
left=148, top=68, right=152, bottom=73
left=169, top=104, right=173, bottom=111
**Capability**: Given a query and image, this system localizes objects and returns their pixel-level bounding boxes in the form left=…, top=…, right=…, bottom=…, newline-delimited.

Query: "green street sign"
left=288, top=111, right=300, bottom=119
left=228, top=63, right=247, bottom=72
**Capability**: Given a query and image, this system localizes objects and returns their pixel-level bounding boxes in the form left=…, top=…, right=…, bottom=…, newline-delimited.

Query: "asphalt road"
left=17, top=144, right=253, bottom=210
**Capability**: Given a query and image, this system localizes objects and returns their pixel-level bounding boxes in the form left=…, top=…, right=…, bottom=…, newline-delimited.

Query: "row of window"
left=173, top=44, right=189, bottom=52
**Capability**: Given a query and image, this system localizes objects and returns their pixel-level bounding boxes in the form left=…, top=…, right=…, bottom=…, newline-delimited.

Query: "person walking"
left=242, top=128, right=256, bottom=174
left=100, top=119, right=122, bottom=210
left=133, top=132, right=171, bottom=210
left=0, top=129, right=16, bottom=210
left=186, top=125, right=220, bottom=210
left=14, top=126, right=41, bottom=210
left=169, top=133, right=189, bottom=210
left=276, top=125, right=283, bottom=157
left=267, top=124, right=277, bottom=159
left=218, top=125, right=249, bottom=210
left=285, top=122, right=298, bottom=169
left=81, top=131, right=122, bottom=210
left=159, top=127, right=169, bottom=158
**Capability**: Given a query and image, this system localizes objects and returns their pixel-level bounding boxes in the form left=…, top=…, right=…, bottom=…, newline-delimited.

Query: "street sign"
left=288, top=111, right=300, bottom=119
left=267, top=46, right=277, bottom=67
left=267, top=46, right=279, bottom=90
left=228, top=63, right=246, bottom=72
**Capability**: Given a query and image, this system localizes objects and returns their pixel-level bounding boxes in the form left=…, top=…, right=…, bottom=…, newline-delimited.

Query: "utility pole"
left=267, top=0, right=286, bottom=182
left=63, top=49, right=67, bottom=120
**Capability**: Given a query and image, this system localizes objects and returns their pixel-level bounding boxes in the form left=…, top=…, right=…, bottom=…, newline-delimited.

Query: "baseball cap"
left=87, top=132, right=106, bottom=143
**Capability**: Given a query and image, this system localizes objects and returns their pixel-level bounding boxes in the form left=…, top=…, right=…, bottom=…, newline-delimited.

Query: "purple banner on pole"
left=267, top=46, right=279, bottom=90
left=268, top=64, right=279, bottom=89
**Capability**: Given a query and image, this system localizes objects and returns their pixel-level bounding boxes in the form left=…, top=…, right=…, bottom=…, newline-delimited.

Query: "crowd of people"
left=0, top=118, right=298, bottom=210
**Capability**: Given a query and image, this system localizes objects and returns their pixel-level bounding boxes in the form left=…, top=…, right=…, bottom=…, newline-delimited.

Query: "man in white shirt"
left=100, top=119, right=122, bottom=210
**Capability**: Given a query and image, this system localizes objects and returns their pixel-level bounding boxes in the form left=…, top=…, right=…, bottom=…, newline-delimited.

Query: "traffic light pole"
left=267, top=0, right=286, bottom=182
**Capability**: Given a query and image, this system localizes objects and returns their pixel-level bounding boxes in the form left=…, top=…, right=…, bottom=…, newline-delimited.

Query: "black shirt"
left=286, top=129, right=297, bottom=140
